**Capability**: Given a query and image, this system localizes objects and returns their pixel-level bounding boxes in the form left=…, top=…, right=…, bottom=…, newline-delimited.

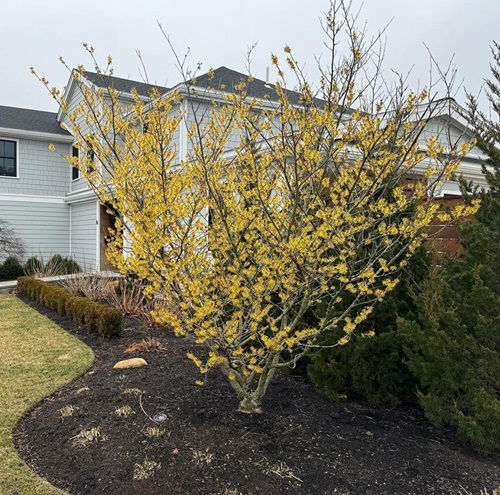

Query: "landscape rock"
left=113, top=358, right=147, bottom=369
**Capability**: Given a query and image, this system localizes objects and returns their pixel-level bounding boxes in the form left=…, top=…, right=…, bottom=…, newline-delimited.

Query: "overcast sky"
left=0, top=0, right=498, bottom=113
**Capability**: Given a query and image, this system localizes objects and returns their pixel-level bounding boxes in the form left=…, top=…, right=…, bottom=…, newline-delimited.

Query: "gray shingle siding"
left=0, top=138, right=71, bottom=196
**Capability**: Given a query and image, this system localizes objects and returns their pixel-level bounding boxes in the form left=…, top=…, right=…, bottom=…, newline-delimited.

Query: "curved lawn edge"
left=0, top=294, right=94, bottom=495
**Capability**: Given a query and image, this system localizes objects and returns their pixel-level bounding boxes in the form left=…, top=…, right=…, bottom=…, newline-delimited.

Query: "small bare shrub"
left=139, top=337, right=165, bottom=352
left=58, top=405, right=78, bottom=417
left=125, top=337, right=165, bottom=354
left=191, top=448, right=213, bottom=466
left=137, top=298, right=181, bottom=329
left=264, top=462, right=302, bottom=482
left=107, top=279, right=145, bottom=315
left=133, top=459, right=161, bottom=481
left=0, top=218, right=24, bottom=259
left=123, top=388, right=142, bottom=396
left=115, top=405, right=135, bottom=417
left=72, top=427, right=107, bottom=447
left=61, top=272, right=113, bottom=302
left=145, top=426, right=167, bottom=438
left=459, top=488, right=500, bottom=495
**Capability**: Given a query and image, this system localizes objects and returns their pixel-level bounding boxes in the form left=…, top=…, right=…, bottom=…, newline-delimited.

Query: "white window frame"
left=0, top=137, right=19, bottom=179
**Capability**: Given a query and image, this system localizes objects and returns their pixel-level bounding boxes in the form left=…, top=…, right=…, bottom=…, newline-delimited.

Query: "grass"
left=0, top=294, right=94, bottom=494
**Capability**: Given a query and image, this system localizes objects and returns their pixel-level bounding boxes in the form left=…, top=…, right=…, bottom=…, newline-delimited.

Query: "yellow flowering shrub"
left=33, top=4, right=479, bottom=413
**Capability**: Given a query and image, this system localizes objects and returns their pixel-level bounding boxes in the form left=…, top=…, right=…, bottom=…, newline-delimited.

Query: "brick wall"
left=428, top=196, right=464, bottom=256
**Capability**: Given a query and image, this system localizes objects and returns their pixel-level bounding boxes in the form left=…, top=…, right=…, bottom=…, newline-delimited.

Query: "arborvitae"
left=307, top=245, right=431, bottom=406
left=399, top=244, right=500, bottom=452
left=400, top=43, right=500, bottom=452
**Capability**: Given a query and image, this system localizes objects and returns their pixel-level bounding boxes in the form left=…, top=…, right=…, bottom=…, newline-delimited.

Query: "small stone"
left=113, top=358, right=147, bottom=369
left=172, top=448, right=179, bottom=455
left=365, top=431, right=374, bottom=436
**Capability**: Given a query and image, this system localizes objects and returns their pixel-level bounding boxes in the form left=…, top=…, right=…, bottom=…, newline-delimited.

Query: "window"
left=86, top=140, right=95, bottom=174
left=72, top=145, right=80, bottom=180
left=0, top=139, right=17, bottom=177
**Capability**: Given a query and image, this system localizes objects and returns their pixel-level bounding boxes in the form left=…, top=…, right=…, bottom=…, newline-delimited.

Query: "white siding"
left=70, top=199, right=98, bottom=270
left=420, top=117, right=483, bottom=157
left=0, top=199, right=69, bottom=262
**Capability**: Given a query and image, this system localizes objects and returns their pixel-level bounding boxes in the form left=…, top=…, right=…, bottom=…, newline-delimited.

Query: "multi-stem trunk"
left=222, top=356, right=279, bottom=414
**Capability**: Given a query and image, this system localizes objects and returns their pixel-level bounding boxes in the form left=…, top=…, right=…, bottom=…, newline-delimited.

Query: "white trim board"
left=0, top=193, right=65, bottom=203
left=0, top=127, right=73, bottom=143
left=96, top=200, right=100, bottom=271
left=64, top=188, right=96, bottom=204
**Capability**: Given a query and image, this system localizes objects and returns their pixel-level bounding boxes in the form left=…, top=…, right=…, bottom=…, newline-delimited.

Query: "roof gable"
left=83, top=71, right=169, bottom=97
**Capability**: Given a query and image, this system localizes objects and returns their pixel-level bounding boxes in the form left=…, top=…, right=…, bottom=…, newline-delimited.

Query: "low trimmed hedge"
left=17, top=277, right=122, bottom=337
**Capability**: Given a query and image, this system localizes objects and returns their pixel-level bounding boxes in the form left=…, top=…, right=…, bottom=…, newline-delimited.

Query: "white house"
left=0, top=67, right=488, bottom=270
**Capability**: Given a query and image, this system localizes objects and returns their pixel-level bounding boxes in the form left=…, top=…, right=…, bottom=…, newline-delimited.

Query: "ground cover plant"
left=0, top=294, right=93, bottom=495
left=34, top=0, right=479, bottom=413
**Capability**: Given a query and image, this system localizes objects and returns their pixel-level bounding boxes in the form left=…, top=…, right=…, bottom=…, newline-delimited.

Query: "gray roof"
left=85, top=67, right=325, bottom=106
left=83, top=71, right=170, bottom=97
left=0, top=105, right=69, bottom=135
left=0, top=68, right=332, bottom=135
left=191, top=66, right=326, bottom=107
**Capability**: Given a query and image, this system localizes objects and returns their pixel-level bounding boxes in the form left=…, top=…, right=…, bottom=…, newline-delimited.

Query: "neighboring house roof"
left=83, top=71, right=170, bottom=98
left=0, top=105, right=69, bottom=135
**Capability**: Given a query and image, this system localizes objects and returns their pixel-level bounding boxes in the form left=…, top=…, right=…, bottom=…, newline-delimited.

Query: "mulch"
left=14, top=296, right=500, bottom=495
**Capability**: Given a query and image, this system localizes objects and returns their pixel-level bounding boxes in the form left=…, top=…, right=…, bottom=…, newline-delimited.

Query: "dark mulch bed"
left=15, top=296, right=499, bottom=495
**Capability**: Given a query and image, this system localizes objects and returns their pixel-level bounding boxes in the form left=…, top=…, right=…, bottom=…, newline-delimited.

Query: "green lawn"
left=0, top=294, right=94, bottom=495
